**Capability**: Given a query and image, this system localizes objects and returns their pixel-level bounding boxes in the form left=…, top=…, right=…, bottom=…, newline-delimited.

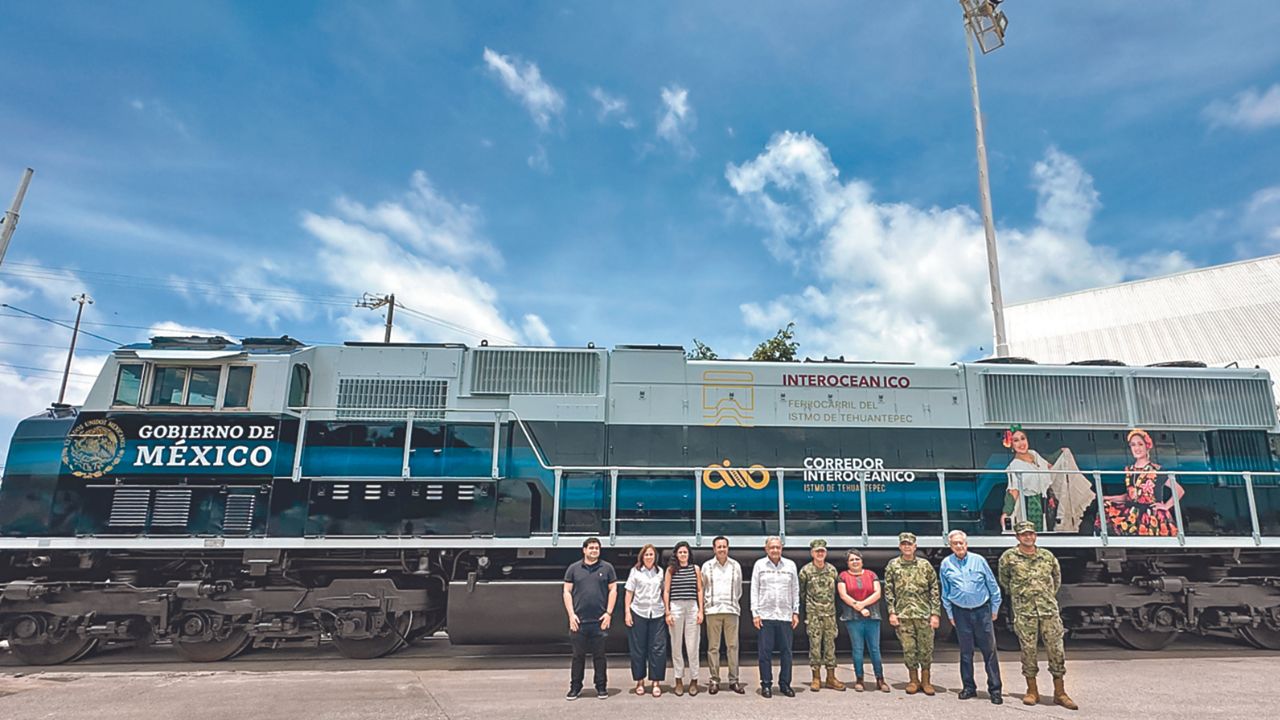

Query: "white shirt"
left=701, top=556, right=743, bottom=615
left=625, top=565, right=665, bottom=619
left=750, top=556, right=799, bottom=622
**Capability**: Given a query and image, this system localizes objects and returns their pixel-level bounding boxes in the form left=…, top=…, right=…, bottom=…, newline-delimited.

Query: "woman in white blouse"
left=625, top=544, right=667, bottom=697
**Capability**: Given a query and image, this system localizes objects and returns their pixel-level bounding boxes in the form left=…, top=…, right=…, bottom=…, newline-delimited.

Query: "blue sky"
left=2, top=1, right=1280, bottom=457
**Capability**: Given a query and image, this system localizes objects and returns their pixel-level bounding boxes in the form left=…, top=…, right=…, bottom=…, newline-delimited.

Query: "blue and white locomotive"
left=2, top=335, right=1279, bottom=663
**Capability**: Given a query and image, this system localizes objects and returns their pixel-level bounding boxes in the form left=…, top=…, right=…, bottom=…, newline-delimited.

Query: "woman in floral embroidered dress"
left=1102, top=429, right=1184, bottom=536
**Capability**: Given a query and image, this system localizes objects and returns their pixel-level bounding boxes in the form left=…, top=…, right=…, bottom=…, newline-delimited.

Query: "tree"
left=687, top=338, right=718, bottom=360
left=750, top=322, right=799, bottom=362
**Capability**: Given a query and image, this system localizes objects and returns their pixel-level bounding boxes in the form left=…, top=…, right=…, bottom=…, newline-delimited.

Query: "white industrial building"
left=1004, top=254, right=1280, bottom=389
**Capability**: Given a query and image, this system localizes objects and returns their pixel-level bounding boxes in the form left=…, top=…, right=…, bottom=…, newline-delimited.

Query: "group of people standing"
left=562, top=524, right=1080, bottom=709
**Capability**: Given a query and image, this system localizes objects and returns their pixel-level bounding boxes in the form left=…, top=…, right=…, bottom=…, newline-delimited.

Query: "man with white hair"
left=751, top=536, right=799, bottom=698
left=939, top=529, right=1003, bottom=704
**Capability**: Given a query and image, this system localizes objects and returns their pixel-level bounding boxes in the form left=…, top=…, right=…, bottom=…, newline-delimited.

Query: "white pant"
left=669, top=599, right=700, bottom=681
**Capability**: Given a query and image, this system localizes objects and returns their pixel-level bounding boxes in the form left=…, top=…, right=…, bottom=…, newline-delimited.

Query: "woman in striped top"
left=664, top=541, right=705, bottom=696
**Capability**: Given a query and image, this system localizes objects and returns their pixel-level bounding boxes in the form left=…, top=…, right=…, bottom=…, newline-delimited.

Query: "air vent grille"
left=151, top=489, right=192, bottom=527
left=364, top=484, right=382, bottom=501
left=223, top=494, right=256, bottom=535
left=983, top=373, right=1127, bottom=425
left=471, top=350, right=600, bottom=395
left=331, top=483, right=350, bottom=501
left=108, top=489, right=151, bottom=527
left=337, top=378, right=447, bottom=420
left=457, top=484, right=476, bottom=501
left=1134, top=377, right=1275, bottom=429
left=425, top=484, right=444, bottom=501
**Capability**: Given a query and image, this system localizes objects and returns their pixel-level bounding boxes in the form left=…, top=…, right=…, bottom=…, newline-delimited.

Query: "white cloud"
left=521, top=314, right=554, bottom=346
left=589, top=87, right=635, bottom=128
left=730, top=132, right=1190, bottom=363
left=1242, top=185, right=1280, bottom=249
left=147, top=320, right=235, bottom=338
left=1204, top=84, right=1280, bottom=130
left=127, top=97, right=191, bottom=138
left=334, top=171, right=499, bottom=267
left=527, top=144, right=550, bottom=173
left=482, top=47, right=565, bottom=131
left=301, top=172, right=550, bottom=347
left=656, top=85, right=696, bottom=156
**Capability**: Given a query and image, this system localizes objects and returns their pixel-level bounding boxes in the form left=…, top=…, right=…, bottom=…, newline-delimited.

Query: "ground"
left=1, top=636, right=1273, bottom=719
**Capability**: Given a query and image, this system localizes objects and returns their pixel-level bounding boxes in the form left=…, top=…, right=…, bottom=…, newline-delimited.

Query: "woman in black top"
left=663, top=541, right=705, bottom=695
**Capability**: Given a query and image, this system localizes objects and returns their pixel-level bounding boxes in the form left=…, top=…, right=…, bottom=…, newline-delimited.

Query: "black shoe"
left=779, top=685, right=796, bottom=697
left=709, top=681, right=719, bottom=695
left=991, top=693, right=1004, bottom=705
left=958, top=689, right=978, bottom=700
left=761, top=686, right=773, bottom=698
left=731, top=683, right=746, bottom=695
left=565, top=688, right=581, bottom=701
left=596, top=688, right=608, bottom=700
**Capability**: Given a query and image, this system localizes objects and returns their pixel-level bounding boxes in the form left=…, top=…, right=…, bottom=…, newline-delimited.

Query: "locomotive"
left=1, top=335, right=1278, bottom=664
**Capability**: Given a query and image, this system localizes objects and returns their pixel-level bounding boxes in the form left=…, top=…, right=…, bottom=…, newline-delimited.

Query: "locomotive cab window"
left=113, top=363, right=144, bottom=406
left=288, top=364, right=311, bottom=408
left=145, top=365, right=255, bottom=409
left=224, top=366, right=254, bottom=408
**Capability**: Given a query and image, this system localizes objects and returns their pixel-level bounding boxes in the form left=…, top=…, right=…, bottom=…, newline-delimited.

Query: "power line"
left=0, top=339, right=115, bottom=352
left=0, top=361, right=97, bottom=379
left=1, top=303, right=121, bottom=344
left=3, top=262, right=523, bottom=347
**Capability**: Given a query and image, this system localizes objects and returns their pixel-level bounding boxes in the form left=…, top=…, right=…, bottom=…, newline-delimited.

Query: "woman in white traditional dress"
left=999, top=426, right=1095, bottom=533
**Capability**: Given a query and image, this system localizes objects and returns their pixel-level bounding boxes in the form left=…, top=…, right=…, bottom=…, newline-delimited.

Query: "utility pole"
left=59, top=293, right=93, bottom=404
left=959, top=0, right=1010, bottom=357
left=356, top=292, right=396, bottom=343
left=0, top=168, right=35, bottom=269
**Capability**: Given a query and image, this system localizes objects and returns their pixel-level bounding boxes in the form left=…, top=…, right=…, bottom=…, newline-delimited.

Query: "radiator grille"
left=983, top=373, right=1127, bottom=425
left=223, top=494, right=256, bottom=535
left=1135, top=377, right=1276, bottom=428
left=151, top=489, right=192, bottom=527
left=108, top=489, right=151, bottom=527
left=471, top=349, right=600, bottom=395
left=337, top=378, right=447, bottom=420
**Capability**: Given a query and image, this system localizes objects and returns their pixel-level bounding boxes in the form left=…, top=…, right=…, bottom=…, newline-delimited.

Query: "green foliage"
left=750, top=322, right=799, bottom=362
left=687, top=338, right=719, bottom=360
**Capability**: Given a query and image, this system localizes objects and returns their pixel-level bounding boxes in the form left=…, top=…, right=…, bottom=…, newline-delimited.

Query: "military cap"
left=1013, top=521, right=1038, bottom=534
left=897, top=532, right=917, bottom=545
left=809, top=538, right=827, bottom=549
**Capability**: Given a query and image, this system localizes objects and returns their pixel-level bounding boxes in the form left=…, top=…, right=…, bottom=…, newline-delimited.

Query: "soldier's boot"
left=905, top=668, right=920, bottom=695
left=1052, top=677, right=1078, bottom=711
left=920, top=669, right=936, bottom=696
left=1022, top=677, right=1039, bottom=706
left=824, top=667, right=845, bottom=691
left=810, top=667, right=822, bottom=692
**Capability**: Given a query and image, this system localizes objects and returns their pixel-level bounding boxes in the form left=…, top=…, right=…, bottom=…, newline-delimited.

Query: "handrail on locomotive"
left=284, top=405, right=1277, bottom=550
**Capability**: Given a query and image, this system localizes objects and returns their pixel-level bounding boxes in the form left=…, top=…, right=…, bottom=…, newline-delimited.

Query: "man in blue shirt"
left=939, top=529, right=1003, bottom=704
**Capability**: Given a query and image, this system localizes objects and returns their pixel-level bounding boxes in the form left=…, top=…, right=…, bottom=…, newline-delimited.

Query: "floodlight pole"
left=963, top=11, right=1009, bottom=358
left=0, top=168, right=35, bottom=269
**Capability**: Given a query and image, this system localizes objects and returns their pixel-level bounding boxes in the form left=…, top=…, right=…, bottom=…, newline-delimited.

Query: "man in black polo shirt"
left=563, top=536, right=618, bottom=700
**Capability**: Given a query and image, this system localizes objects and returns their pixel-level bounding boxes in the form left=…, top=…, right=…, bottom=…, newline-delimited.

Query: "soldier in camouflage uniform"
left=798, top=539, right=845, bottom=692
left=997, top=521, right=1078, bottom=711
left=883, top=532, right=941, bottom=695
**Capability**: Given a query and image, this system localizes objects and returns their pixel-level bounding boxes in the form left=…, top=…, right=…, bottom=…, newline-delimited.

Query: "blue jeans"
left=757, top=619, right=793, bottom=689
left=844, top=618, right=883, bottom=679
left=952, top=603, right=1002, bottom=694
left=627, top=614, right=668, bottom=682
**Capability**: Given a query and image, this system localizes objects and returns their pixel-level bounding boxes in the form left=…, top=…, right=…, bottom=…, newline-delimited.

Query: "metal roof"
left=1005, top=254, right=1280, bottom=383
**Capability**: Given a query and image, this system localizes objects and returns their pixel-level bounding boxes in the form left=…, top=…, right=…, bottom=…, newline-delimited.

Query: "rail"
left=281, top=406, right=1280, bottom=549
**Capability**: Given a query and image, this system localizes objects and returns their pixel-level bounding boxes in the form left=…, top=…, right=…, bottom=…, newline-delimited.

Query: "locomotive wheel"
left=1112, top=620, right=1178, bottom=651
left=332, top=611, right=414, bottom=660
left=173, top=629, right=252, bottom=662
left=9, top=636, right=99, bottom=665
left=1239, top=623, right=1280, bottom=651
